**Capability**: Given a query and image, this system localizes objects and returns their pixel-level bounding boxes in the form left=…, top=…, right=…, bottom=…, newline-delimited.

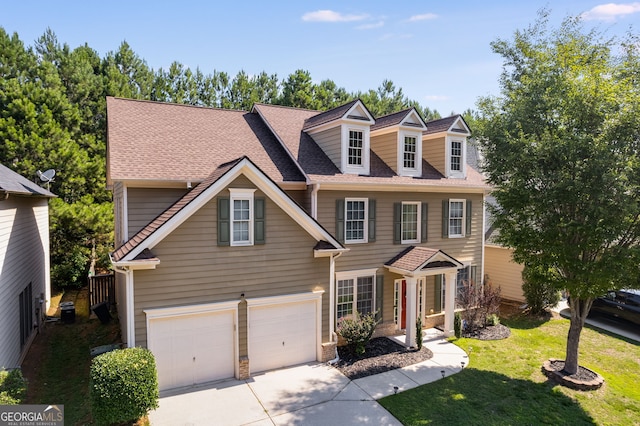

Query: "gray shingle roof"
left=301, top=99, right=361, bottom=131
left=0, top=164, right=55, bottom=197
left=423, top=115, right=470, bottom=135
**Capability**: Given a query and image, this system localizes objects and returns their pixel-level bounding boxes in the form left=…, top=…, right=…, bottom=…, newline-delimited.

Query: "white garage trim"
left=144, top=300, right=240, bottom=386
left=246, top=291, right=324, bottom=371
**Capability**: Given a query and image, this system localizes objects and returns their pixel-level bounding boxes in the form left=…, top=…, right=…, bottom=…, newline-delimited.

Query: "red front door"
left=401, top=280, right=407, bottom=329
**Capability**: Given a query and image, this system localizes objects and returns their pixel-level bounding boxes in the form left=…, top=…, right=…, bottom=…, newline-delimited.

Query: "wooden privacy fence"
left=88, top=273, right=115, bottom=313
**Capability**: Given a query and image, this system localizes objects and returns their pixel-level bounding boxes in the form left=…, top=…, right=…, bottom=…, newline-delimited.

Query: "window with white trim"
left=401, top=202, right=420, bottom=243
left=229, top=188, right=255, bottom=246
left=345, top=198, right=367, bottom=243
left=450, top=140, right=462, bottom=172
left=449, top=199, right=465, bottom=237
left=348, top=130, right=363, bottom=166
left=336, top=270, right=376, bottom=320
left=403, top=136, right=417, bottom=169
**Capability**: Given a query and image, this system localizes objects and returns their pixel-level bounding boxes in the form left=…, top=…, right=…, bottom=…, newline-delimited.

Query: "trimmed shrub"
left=454, top=312, right=462, bottom=338
left=522, top=264, right=561, bottom=315
left=337, top=311, right=380, bottom=356
left=416, top=315, right=423, bottom=350
left=457, top=281, right=502, bottom=332
left=0, top=369, right=27, bottom=405
left=90, top=347, right=159, bottom=425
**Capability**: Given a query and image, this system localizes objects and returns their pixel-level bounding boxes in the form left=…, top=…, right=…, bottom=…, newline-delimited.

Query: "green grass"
left=25, top=287, right=121, bottom=425
left=379, top=315, right=640, bottom=425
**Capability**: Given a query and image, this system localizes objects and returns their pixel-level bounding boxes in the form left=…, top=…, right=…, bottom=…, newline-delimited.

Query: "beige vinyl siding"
left=485, top=246, right=525, bottom=303
left=132, top=180, right=330, bottom=355
left=0, top=197, right=49, bottom=368
left=285, top=189, right=310, bottom=212
left=319, top=190, right=484, bottom=328
left=371, top=132, right=398, bottom=173
left=423, top=136, right=446, bottom=176
left=127, top=187, right=188, bottom=238
left=310, top=126, right=342, bottom=170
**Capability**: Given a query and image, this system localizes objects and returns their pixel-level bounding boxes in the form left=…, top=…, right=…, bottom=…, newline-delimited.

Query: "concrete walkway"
left=149, top=329, right=468, bottom=425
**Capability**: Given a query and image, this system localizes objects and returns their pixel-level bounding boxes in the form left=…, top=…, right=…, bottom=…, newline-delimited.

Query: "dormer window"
left=450, top=140, right=462, bottom=172
left=348, top=130, right=364, bottom=166
left=446, top=136, right=467, bottom=178
left=403, top=136, right=417, bottom=169
left=341, top=124, right=370, bottom=175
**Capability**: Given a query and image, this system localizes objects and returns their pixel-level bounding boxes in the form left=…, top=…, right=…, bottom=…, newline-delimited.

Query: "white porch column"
left=404, top=276, right=418, bottom=347
left=444, top=272, right=457, bottom=337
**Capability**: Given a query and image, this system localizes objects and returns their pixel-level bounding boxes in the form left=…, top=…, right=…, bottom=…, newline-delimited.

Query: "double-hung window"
left=345, top=198, right=367, bottom=243
left=401, top=202, right=420, bottom=243
left=229, top=188, right=255, bottom=246
left=403, top=136, right=417, bottom=170
left=348, top=130, right=363, bottom=166
left=449, top=199, right=464, bottom=237
left=336, top=271, right=376, bottom=320
left=447, top=138, right=465, bottom=178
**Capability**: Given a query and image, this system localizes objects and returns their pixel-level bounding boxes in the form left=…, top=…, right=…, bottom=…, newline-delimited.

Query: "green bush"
left=90, top=347, right=159, bottom=425
left=337, top=311, right=380, bottom=356
left=0, top=368, right=27, bottom=405
left=522, top=264, right=561, bottom=315
left=454, top=312, right=462, bottom=338
left=416, top=316, right=423, bottom=350
left=486, top=314, right=500, bottom=326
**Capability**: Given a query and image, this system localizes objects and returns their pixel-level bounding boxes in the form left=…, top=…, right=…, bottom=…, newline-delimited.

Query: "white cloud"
left=357, top=21, right=384, bottom=30
left=581, top=2, right=640, bottom=21
left=302, top=10, right=369, bottom=22
left=424, top=95, right=450, bottom=101
left=407, top=13, right=438, bottom=22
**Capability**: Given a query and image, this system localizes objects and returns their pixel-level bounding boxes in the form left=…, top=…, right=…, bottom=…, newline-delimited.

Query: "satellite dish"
left=37, top=169, right=56, bottom=183
left=37, top=169, right=55, bottom=190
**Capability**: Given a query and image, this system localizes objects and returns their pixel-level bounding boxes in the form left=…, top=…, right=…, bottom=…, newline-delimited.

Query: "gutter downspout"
left=311, top=183, right=320, bottom=219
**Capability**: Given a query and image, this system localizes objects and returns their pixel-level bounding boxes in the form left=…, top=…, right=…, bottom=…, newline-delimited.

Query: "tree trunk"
left=565, top=297, right=593, bottom=375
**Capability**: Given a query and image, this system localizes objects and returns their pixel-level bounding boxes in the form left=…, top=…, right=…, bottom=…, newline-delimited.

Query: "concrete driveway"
left=149, top=329, right=468, bottom=425
left=148, top=363, right=401, bottom=426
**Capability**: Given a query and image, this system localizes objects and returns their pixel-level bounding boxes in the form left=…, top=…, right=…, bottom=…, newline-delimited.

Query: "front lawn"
left=379, top=315, right=640, bottom=425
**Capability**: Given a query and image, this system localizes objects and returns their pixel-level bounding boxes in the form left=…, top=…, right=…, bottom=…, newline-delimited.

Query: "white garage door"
left=249, top=299, right=317, bottom=373
left=148, top=309, right=235, bottom=391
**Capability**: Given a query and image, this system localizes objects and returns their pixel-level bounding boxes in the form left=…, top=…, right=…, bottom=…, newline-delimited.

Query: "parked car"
left=589, top=289, right=640, bottom=326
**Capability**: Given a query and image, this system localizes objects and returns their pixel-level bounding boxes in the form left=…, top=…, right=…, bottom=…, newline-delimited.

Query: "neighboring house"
left=484, top=197, right=525, bottom=303
left=0, top=164, right=54, bottom=368
left=106, top=97, right=490, bottom=391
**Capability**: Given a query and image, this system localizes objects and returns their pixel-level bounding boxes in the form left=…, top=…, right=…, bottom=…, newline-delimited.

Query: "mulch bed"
left=463, top=323, right=511, bottom=340
left=334, top=337, right=433, bottom=380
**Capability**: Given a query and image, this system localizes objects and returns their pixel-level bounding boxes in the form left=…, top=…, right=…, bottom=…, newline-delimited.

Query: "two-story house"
left=106, top=97, right=489, bottom=391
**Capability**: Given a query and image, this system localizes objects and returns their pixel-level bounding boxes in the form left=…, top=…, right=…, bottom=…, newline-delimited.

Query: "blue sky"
left=3, top=1, right=639, bottom=115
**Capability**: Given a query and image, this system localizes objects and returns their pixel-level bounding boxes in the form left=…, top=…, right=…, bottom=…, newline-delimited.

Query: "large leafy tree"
left=477, top=12, right=640, bottom=375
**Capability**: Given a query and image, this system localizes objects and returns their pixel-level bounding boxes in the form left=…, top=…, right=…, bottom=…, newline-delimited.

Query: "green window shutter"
left=442, top=199, right=450, bottom=239
left=434, top=275, right=442, bottom=313
left=217, top=197, right=230, bottom=246
left=393, top=202, right=402, bottom=244
left=335, top=199, right=345, bottom=243
left=254, top=197, right=265, bottom=245
left=471, top=265, right=478, bottom=285
left=376, top=274, right=384, bottom=322
left=466, top=199, right=472, bottom=237
left=421, top=202, right=428, bottom=243
left=368, top=199, right=376, bottom=242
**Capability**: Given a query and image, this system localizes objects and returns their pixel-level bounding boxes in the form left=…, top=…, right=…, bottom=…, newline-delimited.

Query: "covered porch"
left=385, top=246, right=464, bottom=347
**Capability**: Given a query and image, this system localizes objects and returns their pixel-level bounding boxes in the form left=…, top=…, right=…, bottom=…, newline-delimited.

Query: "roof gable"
left=111, top=157, right=344, bottom=264
left=371, top=108, right=427, bottom=132
left=302, top=99, right=374, bottom=132
left=423, top=115, right=471, bottom=137
left=385, top=246, right=464, bottom=275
